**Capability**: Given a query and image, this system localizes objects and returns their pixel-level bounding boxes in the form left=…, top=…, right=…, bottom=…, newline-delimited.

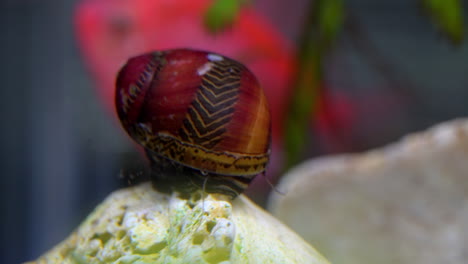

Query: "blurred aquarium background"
left=1, top=0, right=467, bottom=263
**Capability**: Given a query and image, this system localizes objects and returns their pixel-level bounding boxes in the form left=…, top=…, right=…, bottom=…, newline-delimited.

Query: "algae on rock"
left=28, top=183, right=329, bottom=264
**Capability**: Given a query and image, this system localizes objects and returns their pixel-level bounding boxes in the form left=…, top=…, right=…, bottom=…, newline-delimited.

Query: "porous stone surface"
left=27, top=183, right=329, bottom=264
left=269, top=119, right=468, bottom=264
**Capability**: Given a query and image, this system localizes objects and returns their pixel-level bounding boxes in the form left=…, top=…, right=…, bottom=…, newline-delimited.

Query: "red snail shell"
left=115, top=49, right=271, bottom=198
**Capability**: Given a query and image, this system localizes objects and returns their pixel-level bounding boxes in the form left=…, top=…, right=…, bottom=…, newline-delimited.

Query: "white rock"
left=269, top=119, right=468, bottom=264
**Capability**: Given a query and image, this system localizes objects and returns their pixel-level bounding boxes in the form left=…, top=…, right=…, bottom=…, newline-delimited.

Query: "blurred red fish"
left=74, top=0, right=294, bottom=147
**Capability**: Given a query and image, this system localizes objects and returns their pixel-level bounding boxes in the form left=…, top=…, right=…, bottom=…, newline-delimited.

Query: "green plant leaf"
left=318, top=0, right=344, bottom=46
left=204, top=0, right=241, bottom=33
left=421, top=0, right=464, bottom=44
left=284, top=0, right=343, bottom=169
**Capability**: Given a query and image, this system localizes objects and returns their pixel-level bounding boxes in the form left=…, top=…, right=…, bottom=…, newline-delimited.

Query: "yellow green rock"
left=27, top=183, right=329, bottom=264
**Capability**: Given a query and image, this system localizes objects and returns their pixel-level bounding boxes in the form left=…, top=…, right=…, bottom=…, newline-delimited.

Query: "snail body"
left=116, top=49, right=270, bottom=198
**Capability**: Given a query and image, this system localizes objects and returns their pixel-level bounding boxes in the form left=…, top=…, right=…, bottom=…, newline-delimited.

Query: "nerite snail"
left=115, top=49, right=271, bottom=199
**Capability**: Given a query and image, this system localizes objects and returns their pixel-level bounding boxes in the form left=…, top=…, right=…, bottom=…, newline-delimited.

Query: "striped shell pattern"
left=115, top=49, right=271, bottom=198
